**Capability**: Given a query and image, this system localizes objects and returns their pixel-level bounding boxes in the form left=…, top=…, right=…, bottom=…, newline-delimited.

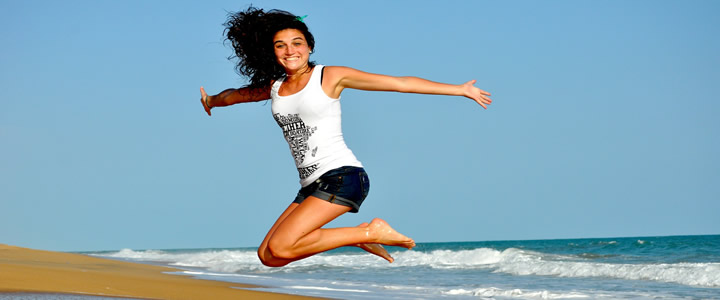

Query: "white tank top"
left=270, top=65, right=363, bottom=187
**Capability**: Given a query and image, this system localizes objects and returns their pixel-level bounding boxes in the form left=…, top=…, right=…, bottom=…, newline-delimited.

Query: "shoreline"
left=0, top=244, right=323, bottom=300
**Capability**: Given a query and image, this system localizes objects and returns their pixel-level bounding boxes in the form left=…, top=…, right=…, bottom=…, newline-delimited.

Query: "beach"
left=0, top=244, right=321, bottom=300
left=83, top=235, right=720, bottom=299
left=3, top=236, right=719, bottom=299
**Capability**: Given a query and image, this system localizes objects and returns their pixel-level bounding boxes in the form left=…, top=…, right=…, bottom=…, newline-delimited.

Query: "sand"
left=0, top=244, right=322, bottom=299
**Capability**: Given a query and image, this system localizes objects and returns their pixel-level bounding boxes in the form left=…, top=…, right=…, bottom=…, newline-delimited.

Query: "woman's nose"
left=285, top=46, right=295, bottom=55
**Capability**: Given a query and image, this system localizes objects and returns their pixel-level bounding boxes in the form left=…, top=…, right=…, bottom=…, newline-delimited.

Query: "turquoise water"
left=93, top=235, right=720, bottom=299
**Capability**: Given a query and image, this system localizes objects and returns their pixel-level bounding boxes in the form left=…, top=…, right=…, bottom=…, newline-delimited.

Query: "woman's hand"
left=462, top=80, right=492, bottom=109
left=200, top=86, right=211, bottom=116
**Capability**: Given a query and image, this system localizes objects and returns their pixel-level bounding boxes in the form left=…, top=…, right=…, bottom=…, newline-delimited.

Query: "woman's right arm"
left=200, top=86, right=270, bottom=116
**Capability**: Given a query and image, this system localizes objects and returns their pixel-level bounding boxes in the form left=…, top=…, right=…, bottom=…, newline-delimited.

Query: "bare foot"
left=354, top=223, right=394, bottom=263
left=357, top=243, right=394, bottom=263
left=367, top=218, right=415, bottom=249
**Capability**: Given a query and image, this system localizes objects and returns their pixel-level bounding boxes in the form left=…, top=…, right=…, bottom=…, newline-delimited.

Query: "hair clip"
left=296, top=15, right=308, bottom=22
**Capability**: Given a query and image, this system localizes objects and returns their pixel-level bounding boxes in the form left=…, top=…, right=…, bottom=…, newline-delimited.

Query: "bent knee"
left=259, top=256, right=290, bottom=268
left=257, top=246, right=290, bottom=268
left=267, top=238, right=297, bottom=260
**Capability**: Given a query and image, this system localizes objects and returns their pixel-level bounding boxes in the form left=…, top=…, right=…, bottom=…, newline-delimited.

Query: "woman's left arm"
left=324, top=66, right=492, bottom=109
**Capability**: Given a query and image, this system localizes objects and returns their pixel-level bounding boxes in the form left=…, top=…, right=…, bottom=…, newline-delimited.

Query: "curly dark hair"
left=224, top=6, right=316, bottom=89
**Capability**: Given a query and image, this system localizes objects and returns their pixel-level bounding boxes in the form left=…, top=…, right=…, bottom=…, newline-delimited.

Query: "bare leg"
left=260, top=217, right=393, bottom=265
left=258, top=203, right=398, bottom=266
left=257, top=203, right=300, bottom=267
left=262, top=196, right=414, bottom=265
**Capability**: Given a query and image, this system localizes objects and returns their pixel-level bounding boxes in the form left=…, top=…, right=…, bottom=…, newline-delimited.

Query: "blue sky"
left=1, top=0, right=718, bottom=252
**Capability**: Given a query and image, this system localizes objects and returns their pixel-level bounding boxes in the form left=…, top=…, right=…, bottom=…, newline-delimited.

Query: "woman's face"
left=273, top=28, right=312, bottom=74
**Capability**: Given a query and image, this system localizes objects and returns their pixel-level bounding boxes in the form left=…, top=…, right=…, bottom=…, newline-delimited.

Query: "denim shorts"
left=293, top=166, right=370, bottom=213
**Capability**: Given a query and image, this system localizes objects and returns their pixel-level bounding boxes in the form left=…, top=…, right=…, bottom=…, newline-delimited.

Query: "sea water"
left=90, top=235, right=720, bottom=299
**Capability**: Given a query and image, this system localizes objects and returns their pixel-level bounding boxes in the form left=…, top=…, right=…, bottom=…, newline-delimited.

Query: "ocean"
left=89, top=235, right=719, bottom=299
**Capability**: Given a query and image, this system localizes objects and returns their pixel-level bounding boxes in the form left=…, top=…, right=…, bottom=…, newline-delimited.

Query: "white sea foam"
left=287, top=286, right=370, bottom=293
left=393, top=248, right=504, bottom=268
left=491, top=248, right=720, bottom=288
left=390, top=248, right=720, bottom=287
left=443, top=287, right=589, bottom=299
left=102, top=248, right=170, bottom=260
left=99, top=248, right=263, bottom=273
left=97, top=247, right=720, bottom=288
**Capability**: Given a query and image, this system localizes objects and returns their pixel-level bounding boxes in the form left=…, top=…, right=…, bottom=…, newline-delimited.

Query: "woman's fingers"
left=464, top=81, right=492, bottom=109
left=200, top=86, right=211, bottom=116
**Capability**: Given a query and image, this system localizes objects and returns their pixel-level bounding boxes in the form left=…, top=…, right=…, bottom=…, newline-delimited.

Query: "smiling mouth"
left=285, top=57, right=299, bottom=61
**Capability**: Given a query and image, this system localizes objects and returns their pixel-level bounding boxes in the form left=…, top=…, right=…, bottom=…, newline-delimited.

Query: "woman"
left=200, top=7, right=491, bottom=267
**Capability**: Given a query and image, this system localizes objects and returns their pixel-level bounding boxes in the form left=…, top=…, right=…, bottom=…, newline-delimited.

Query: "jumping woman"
left=200, top=7, right=491, bottom=267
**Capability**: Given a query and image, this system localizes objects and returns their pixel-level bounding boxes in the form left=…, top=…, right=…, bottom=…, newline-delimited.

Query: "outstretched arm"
left=200, top=86, right=270, bottom=116
left=323, top=66, right=492, bottom=109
